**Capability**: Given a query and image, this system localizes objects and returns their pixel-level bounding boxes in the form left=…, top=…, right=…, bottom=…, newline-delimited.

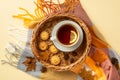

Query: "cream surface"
left=0, top=0, right=120, bottom=80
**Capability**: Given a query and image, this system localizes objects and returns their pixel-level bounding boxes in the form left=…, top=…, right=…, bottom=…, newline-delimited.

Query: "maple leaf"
left=23, top=57, right=36, bottom=71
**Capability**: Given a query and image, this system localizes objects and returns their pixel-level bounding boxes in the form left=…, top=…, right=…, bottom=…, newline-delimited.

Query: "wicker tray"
left=31, top=13, right=91, bottom=71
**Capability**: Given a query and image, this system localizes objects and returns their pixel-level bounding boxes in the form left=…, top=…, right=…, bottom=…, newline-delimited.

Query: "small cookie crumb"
left=40, top=31, right=49, bottom=40
left=39, top=42, right=48, bottom=51
left=49, top=45, right=58, bottom=54
left=50, top=55, right=61, bottom=65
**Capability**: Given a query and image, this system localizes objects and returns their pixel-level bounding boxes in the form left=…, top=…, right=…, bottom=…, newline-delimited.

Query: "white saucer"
left=51, top=20, right=83, bottom=52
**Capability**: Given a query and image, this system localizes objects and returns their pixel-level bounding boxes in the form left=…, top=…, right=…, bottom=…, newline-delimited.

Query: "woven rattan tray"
left=31, top=13, right=91, bottom=71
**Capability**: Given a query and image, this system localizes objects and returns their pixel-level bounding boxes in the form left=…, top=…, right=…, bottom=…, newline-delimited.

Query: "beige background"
left=0, top=0, right=120, bottom=80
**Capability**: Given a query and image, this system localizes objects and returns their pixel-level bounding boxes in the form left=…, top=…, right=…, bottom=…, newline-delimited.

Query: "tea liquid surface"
left=57, top=25, right=78, bottom=45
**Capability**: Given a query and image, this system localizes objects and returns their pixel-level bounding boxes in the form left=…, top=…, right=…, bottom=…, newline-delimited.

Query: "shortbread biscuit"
left=49, top=45, right=58, bottom=54
left=40, top=31, right=49, bottom=40
left=50, top=55, right=61, bottom=65
left=39, top=42, right=48, bottom=51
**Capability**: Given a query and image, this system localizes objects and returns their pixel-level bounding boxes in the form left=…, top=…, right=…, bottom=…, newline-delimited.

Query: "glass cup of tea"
left=50, top=20, right=83, bottom=52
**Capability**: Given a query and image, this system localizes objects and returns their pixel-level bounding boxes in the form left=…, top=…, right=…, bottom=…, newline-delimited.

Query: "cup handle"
left=50, top=36, right=56, bottom=41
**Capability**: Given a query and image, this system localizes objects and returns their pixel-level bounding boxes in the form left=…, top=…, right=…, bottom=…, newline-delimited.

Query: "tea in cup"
left=51, top=20, right=83, bottom=52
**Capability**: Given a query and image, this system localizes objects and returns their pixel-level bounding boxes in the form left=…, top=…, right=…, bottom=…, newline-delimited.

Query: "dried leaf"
left=40, top=50, right=51, bottom=61
left=23, top=57, right=36, bottom=71
left=79, top=67, right=95, bottom=80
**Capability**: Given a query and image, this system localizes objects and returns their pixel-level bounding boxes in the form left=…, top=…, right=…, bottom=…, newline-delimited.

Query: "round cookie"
left=40, top=31, right=49, bottom=40
left=39, top=42, right=48, bottom=51
left=50, top=55, right=61, bottom=65
left=49, top=45, right=58, bottom=54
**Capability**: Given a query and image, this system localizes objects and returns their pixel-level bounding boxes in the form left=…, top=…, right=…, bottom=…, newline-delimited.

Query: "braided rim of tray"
left=31, top=13, right=91, bottom=71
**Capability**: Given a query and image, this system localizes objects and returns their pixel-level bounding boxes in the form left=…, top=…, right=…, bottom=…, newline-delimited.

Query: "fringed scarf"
left=2, top=0, right=120, bottom=80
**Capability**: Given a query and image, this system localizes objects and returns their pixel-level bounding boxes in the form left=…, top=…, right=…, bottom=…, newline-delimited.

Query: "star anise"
left=23, top=57, right=36, bottom=71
